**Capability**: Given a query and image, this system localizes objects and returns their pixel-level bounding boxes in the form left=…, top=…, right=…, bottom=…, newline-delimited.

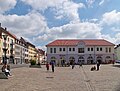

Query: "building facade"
left=114, top=44, right=120, bottom=61
left=46, top=39, right=115, bottom=65
left=27, top=42, right=36, bottom=61
left=20, top=37, right=29, bottom=64
left=0, top=23, right=45, bottom=64
left=0, top=26, right=15, bottom=64
left=15, top=38, right=21, bottom=64
left=0, top=35, right=2, bottom=64
left=36, top=48, right=45, bottom=63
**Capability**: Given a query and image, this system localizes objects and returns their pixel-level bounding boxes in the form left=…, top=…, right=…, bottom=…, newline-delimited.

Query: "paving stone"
left=0, top=64, right=120, bottom=91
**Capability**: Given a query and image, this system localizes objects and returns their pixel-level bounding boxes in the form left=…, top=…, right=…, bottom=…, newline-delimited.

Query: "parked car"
left=115, top=60, right=120, bottom=63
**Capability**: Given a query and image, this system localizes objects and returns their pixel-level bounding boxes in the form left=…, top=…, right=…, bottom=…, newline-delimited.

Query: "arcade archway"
left=69, top=57, right=75, bottom=65
left=87, top=56, right=94, bottom=64
left=78, top=56, right=84, bottom=64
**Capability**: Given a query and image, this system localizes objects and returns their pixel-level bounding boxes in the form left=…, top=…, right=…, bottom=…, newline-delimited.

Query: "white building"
left=15, top=37, right=29, bottom=64
left=46, top=39, right=115, bottom=65
left=15, top=38, right=21, bottom=64
left=20, top=37, right=29, bottom=64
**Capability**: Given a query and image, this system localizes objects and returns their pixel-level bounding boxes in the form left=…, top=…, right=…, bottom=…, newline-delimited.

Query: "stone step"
left=0, top=72, right=8, bottom=79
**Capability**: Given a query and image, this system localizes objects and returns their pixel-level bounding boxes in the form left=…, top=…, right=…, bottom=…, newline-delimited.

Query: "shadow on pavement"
left=112, top=64, right=120, bottom=68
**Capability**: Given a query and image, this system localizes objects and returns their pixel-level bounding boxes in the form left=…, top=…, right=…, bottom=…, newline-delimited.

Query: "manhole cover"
left=46, top=77, right=54, bottom=78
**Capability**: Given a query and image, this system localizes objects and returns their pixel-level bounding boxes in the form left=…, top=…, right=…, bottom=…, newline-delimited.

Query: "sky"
left=0, top=0, right=120, bottom=51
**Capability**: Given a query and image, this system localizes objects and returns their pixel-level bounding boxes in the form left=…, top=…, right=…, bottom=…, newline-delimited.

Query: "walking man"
left=50, top=61, right=55, bottom=72
left=96, top=60, right=100, bottom=71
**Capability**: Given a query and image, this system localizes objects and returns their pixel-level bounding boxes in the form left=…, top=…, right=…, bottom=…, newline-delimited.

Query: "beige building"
left=0, top=24, right=15, bottom=64
left=35, top=48, right=45, bottom=63
left=0, top=36, right=2, bottom=64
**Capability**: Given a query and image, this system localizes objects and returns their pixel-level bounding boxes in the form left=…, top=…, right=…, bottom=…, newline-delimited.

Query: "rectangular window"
left=73, top=48, right=75, bottom=51
left=54, top=48, right=56, bottom=53
left=91, top=48, right=93, bottom=51
left=109, top=47, right=111, bottom=52
left=50, top=48, right=52, bottom=53
left=78, top=48, right=84, bottom=53
left=59, top=48, right=62, bottom=51
left=97, top=48, right=99, bottom=51
left=69, top=48, right=71, bottom=51
left=100, top=47, right=102, bottom=51
left=106, top=48, right=108, bottom=52
left=63, top=48, right=65, bottom=51
left=88, top=48, right=90, bottom=51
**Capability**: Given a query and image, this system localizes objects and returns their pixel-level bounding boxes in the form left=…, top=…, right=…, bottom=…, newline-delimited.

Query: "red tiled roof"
left=46, top=39, right=115, bottom=46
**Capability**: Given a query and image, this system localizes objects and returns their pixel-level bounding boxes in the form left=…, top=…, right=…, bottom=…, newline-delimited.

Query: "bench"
left=0, top=72, right=8, bottom=79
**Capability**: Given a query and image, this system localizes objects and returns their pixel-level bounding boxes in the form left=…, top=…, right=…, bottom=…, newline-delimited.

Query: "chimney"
left=5, top=27, right=7, bottom=31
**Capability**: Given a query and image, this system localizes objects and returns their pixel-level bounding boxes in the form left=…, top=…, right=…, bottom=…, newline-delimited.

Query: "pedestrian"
left=72, top=62, right=75, bottom=69
left=112, top=60, right=115, bottom=65
left=1, top=63, right=11, bottom=77
left=50, top=61, right=55, bottom=72
left=96, top=60, right=100, bottom=71
left=79, top=61, right=82, bottom=68
left=46, top=62, right=49, bottom=71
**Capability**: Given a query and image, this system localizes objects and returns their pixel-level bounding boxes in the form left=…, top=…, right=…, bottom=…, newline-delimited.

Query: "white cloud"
left=36, top=45, right=46, bottom=51
left=54, top=1, right=85, bottom=23
left=111, top=27, right=120, bottom=32
left=0, top=0, right=118, bottom=49
left=115, top=33, right=120, bottom=44
left=86, top=0, right=95, bottom=7
left=100, top=34, right=116, bottom=44
left=21, top=0, right=85, bottom=23
left=21, top=0, right=68, bottom=11
left=99, top=0, right=105, bottom=6
left=0, top=11, right=48, bottom=38
left=100, top=10, right=120, bottom=25
left=49, top=22, right=101, bottom=38
left=33, top=22, right=102, bottom=46
left=0, top=0, right=17, bottom=13
left=99, top=0, right=110, bottom=6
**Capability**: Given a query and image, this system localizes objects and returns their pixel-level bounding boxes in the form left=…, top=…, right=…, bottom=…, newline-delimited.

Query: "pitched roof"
left=46, top=39, right=115, bottom=46
left=0, top=27, right=16, bottom=39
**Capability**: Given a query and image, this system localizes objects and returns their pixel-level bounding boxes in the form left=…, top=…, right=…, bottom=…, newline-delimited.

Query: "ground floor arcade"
left=47, top=54, right=114, bottom=65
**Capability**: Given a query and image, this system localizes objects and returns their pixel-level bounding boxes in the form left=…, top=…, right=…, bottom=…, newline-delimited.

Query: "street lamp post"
left=2, top=34, right=8, bottom=64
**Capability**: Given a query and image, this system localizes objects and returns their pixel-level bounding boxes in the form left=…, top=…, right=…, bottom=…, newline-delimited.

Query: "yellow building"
left=27, top=42, right=36, bottom=61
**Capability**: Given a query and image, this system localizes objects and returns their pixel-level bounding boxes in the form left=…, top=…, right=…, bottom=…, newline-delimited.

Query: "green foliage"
left=30, top=59, right=36, bottom=65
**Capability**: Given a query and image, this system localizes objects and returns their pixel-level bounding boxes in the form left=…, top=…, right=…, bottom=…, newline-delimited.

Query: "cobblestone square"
left=0, top=64, right=120, bottom=91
